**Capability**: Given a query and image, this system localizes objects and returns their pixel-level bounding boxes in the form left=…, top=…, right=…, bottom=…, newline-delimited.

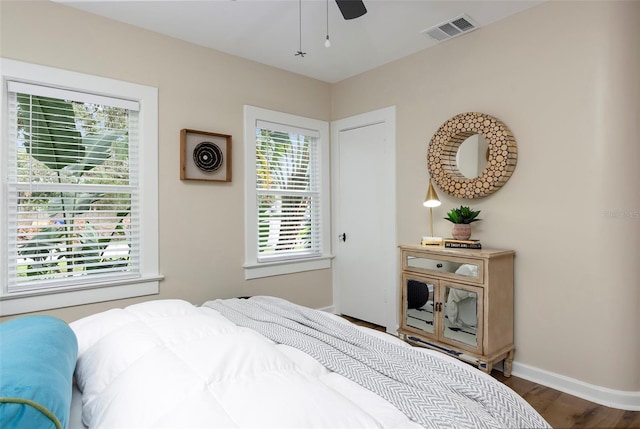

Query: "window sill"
left=244, top=256, right=333, bottom=280
left=0, top=275, right=164, bottom=316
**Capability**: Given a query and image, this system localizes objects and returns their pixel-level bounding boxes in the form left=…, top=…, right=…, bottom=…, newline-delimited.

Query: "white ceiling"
left=57, top=0, right=544, bottom=83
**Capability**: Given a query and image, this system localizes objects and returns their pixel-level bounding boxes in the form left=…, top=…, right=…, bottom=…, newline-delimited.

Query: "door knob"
left=339, top=233, right=347, bottom=242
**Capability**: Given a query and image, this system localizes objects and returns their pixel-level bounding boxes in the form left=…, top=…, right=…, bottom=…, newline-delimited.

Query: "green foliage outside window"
left=15, top=94, right=132, bottom=280
left=256, top=129, right=313, bottom=256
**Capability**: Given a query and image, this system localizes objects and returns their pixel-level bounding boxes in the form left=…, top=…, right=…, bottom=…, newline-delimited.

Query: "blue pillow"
left=0, top=315, right=78, bottom=429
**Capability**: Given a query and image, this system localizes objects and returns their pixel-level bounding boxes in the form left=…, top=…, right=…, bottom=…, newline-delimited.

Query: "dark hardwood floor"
left=341, top=315, right=640, bottom=429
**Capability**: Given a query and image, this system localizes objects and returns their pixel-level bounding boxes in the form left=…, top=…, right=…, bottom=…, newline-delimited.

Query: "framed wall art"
left=180, top=129, right=232, bottom=182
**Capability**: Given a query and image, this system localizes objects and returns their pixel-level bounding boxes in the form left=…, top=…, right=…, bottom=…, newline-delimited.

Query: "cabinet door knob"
left=339, top=233, right=347, bottom=242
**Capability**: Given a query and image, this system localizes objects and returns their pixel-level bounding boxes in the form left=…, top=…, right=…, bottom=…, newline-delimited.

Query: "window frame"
left=243, top=105, right=331, bottom=279
left=0, top=58, right=161, bottom=315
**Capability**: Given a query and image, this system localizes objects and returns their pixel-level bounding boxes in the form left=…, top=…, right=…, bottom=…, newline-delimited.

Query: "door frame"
left=330, top=106, right=398, bottom=333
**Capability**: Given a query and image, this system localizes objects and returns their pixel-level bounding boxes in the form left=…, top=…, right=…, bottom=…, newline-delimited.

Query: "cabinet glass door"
left=405, top=278, right=435, bottom=334
left=442, top=285, right=479, bottom=348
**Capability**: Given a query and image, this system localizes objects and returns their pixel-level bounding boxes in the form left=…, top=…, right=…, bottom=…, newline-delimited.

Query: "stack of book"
left=420, top=237, right=443, bottom=246
left=443, top=238, right=482, bottom=249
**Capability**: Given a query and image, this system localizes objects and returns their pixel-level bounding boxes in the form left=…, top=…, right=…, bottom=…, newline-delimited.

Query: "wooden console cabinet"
left=398, top=244, right=515, bottom=376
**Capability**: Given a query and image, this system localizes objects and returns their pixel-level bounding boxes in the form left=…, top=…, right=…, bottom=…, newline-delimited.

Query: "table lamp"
left=422, top=179, right=442, bottom=245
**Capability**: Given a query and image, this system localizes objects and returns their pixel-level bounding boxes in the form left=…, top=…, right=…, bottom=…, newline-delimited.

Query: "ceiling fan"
left=335, top=0, right=367, bottom=20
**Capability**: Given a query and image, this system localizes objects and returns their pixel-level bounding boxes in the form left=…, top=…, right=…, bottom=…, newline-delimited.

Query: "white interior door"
left=331, top=107, right=396, bottom=331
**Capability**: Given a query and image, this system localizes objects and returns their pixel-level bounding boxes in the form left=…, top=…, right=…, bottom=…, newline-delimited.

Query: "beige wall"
left=332, top=1, right=640, bottom=392
left=0, top=1, right=333, bottom=322
left=1, top=0, right=639, bottom=393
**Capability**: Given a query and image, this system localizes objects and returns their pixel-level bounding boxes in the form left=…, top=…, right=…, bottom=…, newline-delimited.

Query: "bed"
left=1, top=296, right=550, bottom=429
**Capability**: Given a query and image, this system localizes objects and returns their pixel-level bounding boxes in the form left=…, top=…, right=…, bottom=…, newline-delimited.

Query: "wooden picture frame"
left=180, top=129, right=232, bottom=182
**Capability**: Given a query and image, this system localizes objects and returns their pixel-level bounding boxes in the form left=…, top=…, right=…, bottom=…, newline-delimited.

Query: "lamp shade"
left=423, top=180, right=441, bottom=208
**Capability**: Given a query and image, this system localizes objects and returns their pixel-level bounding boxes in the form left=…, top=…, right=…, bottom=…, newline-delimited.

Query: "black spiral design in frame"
left=193, top=141, right=223, bottom=172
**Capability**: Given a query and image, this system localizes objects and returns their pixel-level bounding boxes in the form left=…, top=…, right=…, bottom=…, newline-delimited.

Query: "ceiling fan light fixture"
left=325, top=0, right=331, bottom=48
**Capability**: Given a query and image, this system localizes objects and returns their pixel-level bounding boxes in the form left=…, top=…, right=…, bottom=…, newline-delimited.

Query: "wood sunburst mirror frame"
left=427, top=112, right=517, bottom=199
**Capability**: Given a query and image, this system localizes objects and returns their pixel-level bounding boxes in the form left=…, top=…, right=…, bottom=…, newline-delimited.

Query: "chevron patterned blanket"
left=205, top=296, right=550, bottom=429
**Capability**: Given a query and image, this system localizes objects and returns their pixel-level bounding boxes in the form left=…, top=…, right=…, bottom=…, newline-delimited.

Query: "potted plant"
left=444, top=206, right=481, bottom=240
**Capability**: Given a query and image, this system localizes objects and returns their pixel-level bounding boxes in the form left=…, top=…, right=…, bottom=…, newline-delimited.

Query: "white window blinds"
left=6, top=81, right=140, bottom=293
left=255, top=120, right=322, bottom=262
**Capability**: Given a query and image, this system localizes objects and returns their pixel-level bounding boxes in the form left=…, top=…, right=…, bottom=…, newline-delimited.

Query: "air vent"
left=421, top=14, right=478, bottom=43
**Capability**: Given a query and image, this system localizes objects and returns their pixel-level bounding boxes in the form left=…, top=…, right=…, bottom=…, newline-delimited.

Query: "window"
left=244, top=106, right=331, bottom=279
left=0, top=58, right=160, bottom=315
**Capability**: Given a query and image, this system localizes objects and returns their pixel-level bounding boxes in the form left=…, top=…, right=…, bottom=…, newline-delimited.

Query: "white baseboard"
left=512, top=361, right=640, bottom=411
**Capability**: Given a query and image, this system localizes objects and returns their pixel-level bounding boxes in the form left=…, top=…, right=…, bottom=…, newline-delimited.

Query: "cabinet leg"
left=503, top=350, right=514, bottom=377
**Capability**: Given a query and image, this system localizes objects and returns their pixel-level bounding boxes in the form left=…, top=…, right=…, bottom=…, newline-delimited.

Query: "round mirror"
left=427, top=112, right=517, bottom=199
left=456, top=134, right=488, bottom=179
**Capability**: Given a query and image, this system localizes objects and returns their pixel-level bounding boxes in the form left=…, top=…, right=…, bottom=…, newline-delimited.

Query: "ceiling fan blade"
left=335, top=0, right=367, bottom=20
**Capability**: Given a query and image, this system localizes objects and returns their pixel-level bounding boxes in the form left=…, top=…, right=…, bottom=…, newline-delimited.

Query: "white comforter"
left=71, top=299, right=544, bottom=429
